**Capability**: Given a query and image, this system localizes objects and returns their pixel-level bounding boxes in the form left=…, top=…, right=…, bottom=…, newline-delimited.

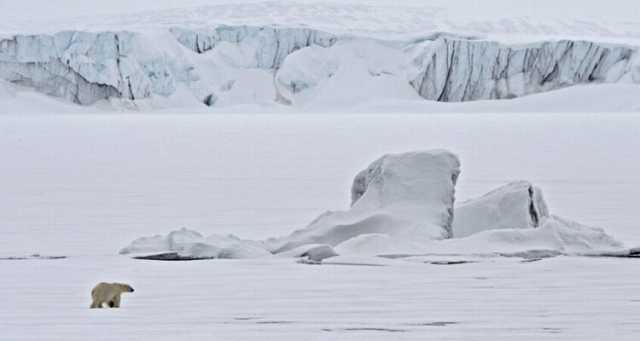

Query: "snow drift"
left=432, top=215, right=626, bottom=256
left=1, top=25, right=639, bottom=108
left=119, top=228, right=271, bottom=259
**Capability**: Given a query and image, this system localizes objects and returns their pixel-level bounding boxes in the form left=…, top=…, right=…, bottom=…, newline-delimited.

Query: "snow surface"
left=432, top=215, right=626, bottom=256
left=3, top=0, right=640, bottom=42
left=2, top=80, right=640, bottom=114
left=3, top=1, right=640, bottom=339
left=3, top=255, right=640, bottom=340
left=2, top=114, right=640, bottom=339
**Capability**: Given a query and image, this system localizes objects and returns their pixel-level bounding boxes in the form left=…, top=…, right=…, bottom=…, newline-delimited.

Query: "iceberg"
left=120, top=150, right=632, bottom=261
left=266, top=150, right=461, bottom=253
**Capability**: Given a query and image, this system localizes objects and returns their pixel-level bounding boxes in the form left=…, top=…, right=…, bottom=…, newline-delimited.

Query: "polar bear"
left=90, top=282, right=135, bottom=309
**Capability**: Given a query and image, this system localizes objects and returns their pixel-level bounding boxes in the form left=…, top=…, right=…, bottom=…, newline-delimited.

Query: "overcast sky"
left=2, top=0, right=639, bottom=22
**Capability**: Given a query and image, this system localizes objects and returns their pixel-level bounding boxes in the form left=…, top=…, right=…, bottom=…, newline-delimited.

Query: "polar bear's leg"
left=112, top=295, right=121, bottom=308
left=91, top=300, right=105, bottom=308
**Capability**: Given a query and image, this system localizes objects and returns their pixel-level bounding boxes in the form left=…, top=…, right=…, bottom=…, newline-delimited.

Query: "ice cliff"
left=170, top=25, right=337, bottom=69
left=0, top=32, right=155, bottom=105
left=408, top=39, right=637, bottom=101
left=1, top=25, right=639, bottom=108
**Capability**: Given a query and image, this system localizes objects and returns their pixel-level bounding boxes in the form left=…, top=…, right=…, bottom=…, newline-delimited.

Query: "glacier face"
left=170, top=25, right=337, bottom=69
left=0, top=32, right=153, bottom=104
left=0, top=25, right=638, bottom=107
left=408, top=39, right=637, bottom=101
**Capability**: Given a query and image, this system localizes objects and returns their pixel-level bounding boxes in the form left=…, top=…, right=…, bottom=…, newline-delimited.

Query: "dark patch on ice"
left=133, top=252, right=214, bottom=261
left=594, top=248, right=640, bottom=258
left=255, top=320, right=296, bottom=325
left=233, top=316, right=261, bottom=321
left=203, top=93, right=217, bottom=107
left=0, top=254, right=67, bottom=260
left=428, top=260, right=476, bottom=265
left=528, top=185, right=541, bottom=227
left=380, top=252, right=557, bottom=260
left=378, top=253, right=416, bottom=259
left=541, top=327, right=563, bottom=334
left=324, top=327, right=407, bottom=333
left=296, top=258, right=322, bottom=265
left=520, top=258, right=545, bottom=263
left=320, top=262, right=385, bottom=267
left=471, top=285, right=496, bottom=289
left=406, top=321, right=458, bottom=327
left=497, top=250, right=562, bottom=260
left=473, top=276, right=489, bottom=280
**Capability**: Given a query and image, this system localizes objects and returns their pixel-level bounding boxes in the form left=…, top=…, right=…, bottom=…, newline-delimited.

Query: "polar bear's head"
left=115, top=283, right=135, bottom=293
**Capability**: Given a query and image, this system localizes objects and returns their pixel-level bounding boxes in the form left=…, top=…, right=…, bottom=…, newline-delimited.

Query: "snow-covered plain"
left=3, top=0, right=640, bottom=41
left=1, top=113, right=640, bottom=340
left=3, top=1, right=640, bottom=339
left=3, top=255, right=640, bottom=340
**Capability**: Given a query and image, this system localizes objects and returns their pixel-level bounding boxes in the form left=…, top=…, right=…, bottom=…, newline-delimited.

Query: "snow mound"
left=276, top=244, right=339, bottom=263
left=266, top=150, right=461, bottom=253
left=453, top=181, right=549, bottom=238
left=434, top=215, right=626, bottom=256
left=334, top=233, right=426, bottom=256
left=274, top=39, right=420, bottom=107
left=119, top=228, right=271, bottom=259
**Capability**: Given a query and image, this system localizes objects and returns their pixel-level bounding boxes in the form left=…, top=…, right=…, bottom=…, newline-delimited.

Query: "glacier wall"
left=409, top=39, right=637, bottom=101
left=0, top=25, right=638, bottom=108
left=170, top=25, right=337, bottom=69
left=0, top=32, right=154, bottom=104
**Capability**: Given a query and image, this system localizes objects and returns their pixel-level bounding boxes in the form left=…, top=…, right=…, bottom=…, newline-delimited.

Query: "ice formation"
left=266, top=150, right=461, bottom=253
left=1, top=26, right=638, bottom=107
left=120, top=150, right=632, bottom=261
left=276, top=244, right=340, bottom=263
left=452, top=181, right=549, bottom=238
left=170, top=26, right=337, bottom=69
left=408, top=39, right=637, bottom=101
left=432, top=215, right=626, bottom=256
left=119, top=228, right=271, bottom=259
